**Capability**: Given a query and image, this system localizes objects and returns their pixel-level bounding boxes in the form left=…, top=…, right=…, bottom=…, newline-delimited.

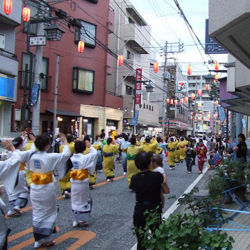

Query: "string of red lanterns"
left=3, top=0, right=12, bottom=15
left=215, top=61, right=219, bottom=71
left=153, top=62, right=159, bottom=73
left=187, top=64, right=192, bottom=76
left=118, top=55, right=124, bottom=66
left=22, top=7, right=30, bottom=22
left=78, top=40, right=85, bottom=53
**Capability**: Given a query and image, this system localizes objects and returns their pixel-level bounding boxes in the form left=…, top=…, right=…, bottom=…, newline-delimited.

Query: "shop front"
left=168, top=120, right=189, bottom=137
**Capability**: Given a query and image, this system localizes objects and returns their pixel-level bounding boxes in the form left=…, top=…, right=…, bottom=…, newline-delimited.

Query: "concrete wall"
left=209, top=0, right=250, bottom=35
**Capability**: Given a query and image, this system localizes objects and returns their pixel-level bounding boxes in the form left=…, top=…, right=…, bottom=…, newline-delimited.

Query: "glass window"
left=72, top=67, right=94, bottom=93
left=152, top=106, right=154, bottom=111
left=21, top=53, right=49, bottom=91
left=127, top=50, right=131, bottom=59
left=143, top=103, right=145, bottom=109
left=126, top=85, right=133, bottom=95
left=75, top=20, right=97, bottom=48
left=149, top=105, right=151, bottom=111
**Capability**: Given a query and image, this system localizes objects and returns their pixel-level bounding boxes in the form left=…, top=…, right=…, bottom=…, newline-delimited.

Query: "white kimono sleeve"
left=0, top=153, right=22, bottom=194
left=84, top=147, right=97, bottom=175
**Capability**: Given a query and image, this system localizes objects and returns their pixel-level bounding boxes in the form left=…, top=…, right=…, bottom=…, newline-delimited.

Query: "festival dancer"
left=127, top=136, right=143, bottom=188
left=83, top=135, right=98, bottom=188
left=70, top=140, right=97, bottom=227
left=58, top=133, right=75, bottom=198
left=167, top=137, right=176, bottom=170
left=121, top=134, right=130, bottom=176
left=102, top=138, right=119, bottom=181
left=6, top=137, right=29, bottom=217
left=179, top=137, right=187, bottom=162
left=143, top=136, right=158, bottom=153
left=196, top=139, right=207, bottom=174
left=28, top=134, right=71, bottom=248
left=0, top=140, right=36, bottom=249
left=93, top=135, right=103, bottom=172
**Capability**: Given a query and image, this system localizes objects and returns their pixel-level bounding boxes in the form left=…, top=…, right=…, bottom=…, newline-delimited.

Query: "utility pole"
left=162, top=41, right=184, bottom=137
left=53, top=55, right=60, bottom=141
left=162, top=42, right=168, bottom=137
left=31, top=3, right=44, bottom=135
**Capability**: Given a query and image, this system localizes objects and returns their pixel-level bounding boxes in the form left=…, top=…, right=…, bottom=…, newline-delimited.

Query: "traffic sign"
left=29, top=36, right=46, bottom=46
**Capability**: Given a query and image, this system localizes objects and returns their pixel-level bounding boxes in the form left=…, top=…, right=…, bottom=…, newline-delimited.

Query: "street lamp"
left=44, top=24, right=65, bottom=41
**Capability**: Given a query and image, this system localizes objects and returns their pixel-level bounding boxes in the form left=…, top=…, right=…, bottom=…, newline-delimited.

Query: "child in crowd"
left=151, top=155, right=170, bottom=208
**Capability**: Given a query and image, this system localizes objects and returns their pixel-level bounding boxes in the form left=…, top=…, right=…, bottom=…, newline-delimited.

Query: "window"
left=21, top=53, right=49, bottom=91
left=152, top=106, right=154, bottom=111
left=143, top=103, right=145, bottom=109
left=146, top=104, right=148, bottom=109
left=73, top=67, right=94, bottom=93
left=126, top=85, right=133, bottom=95
left=127, top=50, right=131, bottom=59
left=128, top=17, right=135, bottom=24
left=75, top=20, right=97, bottom=48
left=149, top=105, right=151, bottom=111
left=139, top=104, right=142, bottom=108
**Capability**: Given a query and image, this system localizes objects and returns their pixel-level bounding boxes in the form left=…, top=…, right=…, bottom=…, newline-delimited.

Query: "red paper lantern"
left=3, top=0, right=12, bottom=15
left=191, top=93, right=195, bottom=100
left=198, top=89, right=202, bottom=96
left=78, top=40, right=85, bottom=53
left=170, top=99, right=173, bottom=105
left=180, top=98, right=183, bottom=105
left=187, top=64, right=192, bottom=76
left=184, top=96, right=188, bottom=103
left=206, top=84, right=209, bottom=91
left=166, top=98, right=170, bottom=104
left=174, top=99, right=178, bottom=105
left=215, top=61, right=219, bottom=71
left=153, top=62, right=159, bottom=73
left=118, top=55, right=124, bottom=66
left=22, top=7, right=30, bottom=22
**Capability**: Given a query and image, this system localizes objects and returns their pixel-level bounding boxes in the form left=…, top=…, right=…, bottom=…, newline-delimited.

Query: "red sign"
left=135, top=68, right=142, bottom=104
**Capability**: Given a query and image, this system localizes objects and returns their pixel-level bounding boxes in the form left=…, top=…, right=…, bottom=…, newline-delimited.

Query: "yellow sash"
left=19, top=162, right=25, bottom=171
left=31, top=171, right=53, bottom=185
left=70, top=169, right=89, bottom=181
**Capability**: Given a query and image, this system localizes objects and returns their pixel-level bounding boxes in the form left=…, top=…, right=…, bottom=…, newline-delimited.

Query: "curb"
left=130, top=166, right=208, bottom=250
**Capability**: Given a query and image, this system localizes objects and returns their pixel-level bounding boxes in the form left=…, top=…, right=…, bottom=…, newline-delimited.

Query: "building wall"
left=14, top=0, right=123, bottom=134
left=0, top=0, right=21, bottom=137
left=209, top=0, right=250, bottom=35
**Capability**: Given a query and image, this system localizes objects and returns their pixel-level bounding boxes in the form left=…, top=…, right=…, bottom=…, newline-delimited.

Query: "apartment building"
left=0, top=0, right=22, bottom=137
left=187, top=75, right=216, bottom=135
left=14, top=0, right=123, bottom=139
left=107, top=0, right=159, bottom=134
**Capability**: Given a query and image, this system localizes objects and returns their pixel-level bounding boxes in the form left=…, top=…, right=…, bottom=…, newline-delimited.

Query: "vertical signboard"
left=205, top=19, right=228, bottom=54
left=135, top=68, right=142, bottom=104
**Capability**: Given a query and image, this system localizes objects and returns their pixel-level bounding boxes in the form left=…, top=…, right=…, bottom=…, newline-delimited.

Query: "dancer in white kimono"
left=0, top=140, right=35, bottom=249
left=28, top=134, right=71, bottom=248
left=6, top=137, right=29, bottom=216
left=70, top=140, right=97, bottom=227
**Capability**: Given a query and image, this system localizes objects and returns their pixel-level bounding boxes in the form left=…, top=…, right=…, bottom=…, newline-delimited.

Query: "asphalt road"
left=5, top=158, right=201, bottom=250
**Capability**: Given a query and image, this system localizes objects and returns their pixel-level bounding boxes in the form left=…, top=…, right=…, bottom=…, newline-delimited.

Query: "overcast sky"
left=131, top=0, right=227, bottom=75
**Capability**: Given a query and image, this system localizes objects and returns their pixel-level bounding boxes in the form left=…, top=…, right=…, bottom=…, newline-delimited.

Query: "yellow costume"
left=175, top=140, right=180, bottom=163
left=179, top=140, right=187, bottom=161
left=87, top=142, right=101, bottom=186
left=143, top=140, right=158, bottom=153
left=155, top=146, right=163, bottom=155
left=59, top=142, right=75, bottom=195
left=127, top=145, right=143, bottom=186
left=102, top=143, right=119, bottom=180
left=24, top=140, right=35, bottom=186
left=167, top=141, right=176, bottom=168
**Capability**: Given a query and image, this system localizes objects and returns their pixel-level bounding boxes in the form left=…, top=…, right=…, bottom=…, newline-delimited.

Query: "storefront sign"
left=135, top=68, right=142, bottom=104
left=30, top=83, right=40, bottom=106
left=177, top=81, right=187, bottom=93
left=130, top=110, right=139, bottom=126
left=205, top=19, right=227, bottom=54
left=218, top=106, right=226, bottom=122
left=0, top=73, right=15, bottom=101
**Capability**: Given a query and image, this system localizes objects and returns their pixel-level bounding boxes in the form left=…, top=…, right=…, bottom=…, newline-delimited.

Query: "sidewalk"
left=174, top=168, right=250, bottom=250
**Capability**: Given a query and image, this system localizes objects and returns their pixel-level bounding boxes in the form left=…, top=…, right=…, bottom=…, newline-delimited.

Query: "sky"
left=131, top=0, right=227, bottom=76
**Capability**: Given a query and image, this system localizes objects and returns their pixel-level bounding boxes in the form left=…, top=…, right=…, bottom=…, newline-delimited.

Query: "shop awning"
left=46, top=109, right=81, bottom=117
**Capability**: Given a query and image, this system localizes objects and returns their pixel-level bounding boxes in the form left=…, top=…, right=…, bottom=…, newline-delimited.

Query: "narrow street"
left=6, top=160, right=200, bottom=250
